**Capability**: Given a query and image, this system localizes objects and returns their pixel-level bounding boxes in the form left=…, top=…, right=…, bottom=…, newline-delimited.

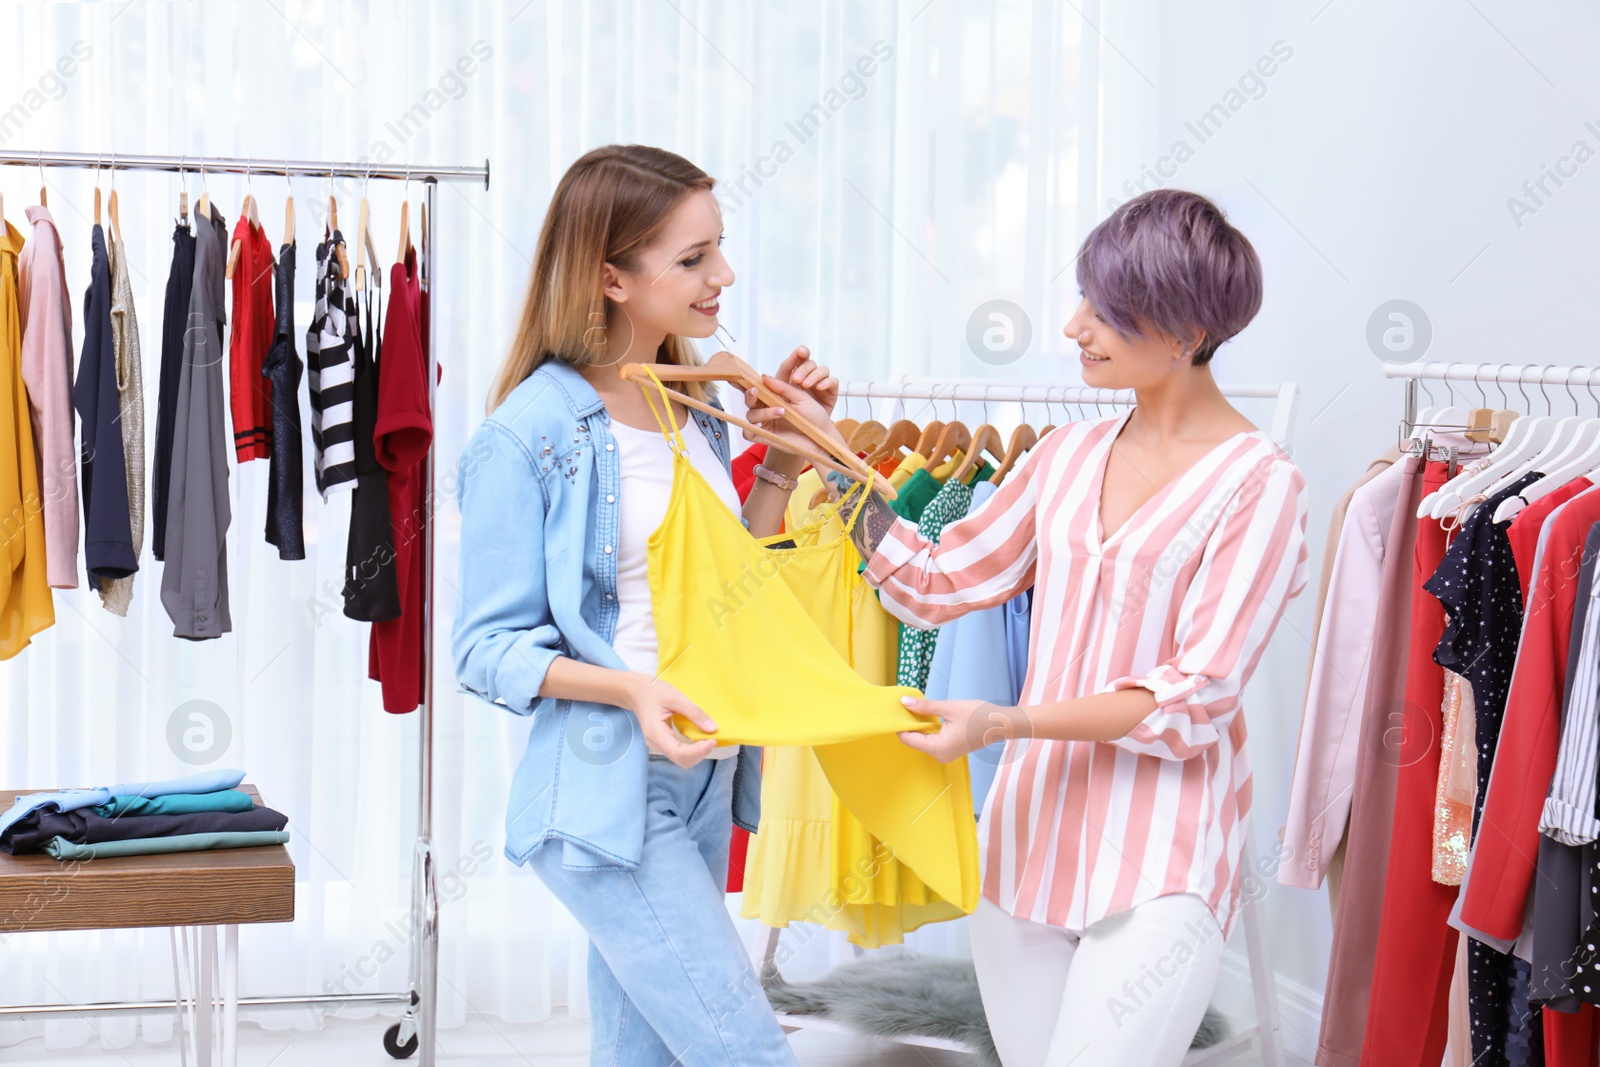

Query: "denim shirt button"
left=606, top=494, right=615, bottom=503
left=603, top=545, right=613, bottom=554
left=605, top=443, right=614, bottom=452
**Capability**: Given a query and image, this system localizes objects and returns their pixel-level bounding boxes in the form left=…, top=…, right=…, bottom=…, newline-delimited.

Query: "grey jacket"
left=160, top=204, right=232, bottom=639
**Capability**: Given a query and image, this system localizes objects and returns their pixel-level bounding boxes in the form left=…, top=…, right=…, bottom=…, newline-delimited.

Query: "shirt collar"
left=535, top=358, right=608, bottom=419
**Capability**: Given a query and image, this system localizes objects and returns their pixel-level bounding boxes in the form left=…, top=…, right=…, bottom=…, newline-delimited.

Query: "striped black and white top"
left=1541, top=520, right=1600, bottom=846
left=306, top=230, right=357, bottom=498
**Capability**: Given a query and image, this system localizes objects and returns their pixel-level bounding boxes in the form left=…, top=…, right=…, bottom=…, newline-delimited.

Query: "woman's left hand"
left=744, top=346, right=839, bottom=422
left=895, top=696, right=1018, bottom=763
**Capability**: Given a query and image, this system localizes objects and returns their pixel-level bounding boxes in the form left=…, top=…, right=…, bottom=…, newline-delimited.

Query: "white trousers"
left=969, top=893, right=1226, bottom=1067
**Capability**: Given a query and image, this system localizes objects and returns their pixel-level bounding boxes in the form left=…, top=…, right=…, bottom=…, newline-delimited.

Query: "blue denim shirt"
left=450, top=359, right=762, bottom=871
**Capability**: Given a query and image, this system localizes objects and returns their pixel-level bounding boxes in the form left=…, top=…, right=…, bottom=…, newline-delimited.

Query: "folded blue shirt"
left=43, top=829, right=289, bottom=860
left=0, top=769, right=246, bottom=839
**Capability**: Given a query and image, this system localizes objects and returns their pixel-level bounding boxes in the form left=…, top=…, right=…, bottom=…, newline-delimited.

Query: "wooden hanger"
left=108, top=186, right=121, bottom=243
left=354, top=189, right=381, bottom=291
left=618, top=352, right=898, bottom=499
left=990, top=423, right=1038, bottom=484
left=396, top=165, right=416, bottom=266
left=847, top=420, right=886, bottom=456
left=913, top=420, right=945, bottom=458
left=227, top=193, right=253, bottom=279
left=953, top=422, right=1004, bottom=483
left=866, top=418, right=920, bottom=469
left=283, top=192, right=294, bottom=247
left=835, top=418, right=860, bottom=442
left=927, top=419, right=971, bottom=470
left=325, top=194, right=351, bottom=279
left=196, top=160, right=210, bottom=221
left=395, top=195, right=412, bottom=265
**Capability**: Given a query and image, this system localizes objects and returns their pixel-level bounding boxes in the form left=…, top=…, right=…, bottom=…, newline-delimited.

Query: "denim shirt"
left=450, top=359, right=762, bottom=871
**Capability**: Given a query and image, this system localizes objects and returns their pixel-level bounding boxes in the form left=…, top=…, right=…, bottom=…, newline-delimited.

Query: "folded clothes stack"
left=0, top=769, right=289, bottom=860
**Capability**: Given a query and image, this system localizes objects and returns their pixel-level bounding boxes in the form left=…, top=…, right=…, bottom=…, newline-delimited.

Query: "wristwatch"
left=751, top=463, right=799, bottom=492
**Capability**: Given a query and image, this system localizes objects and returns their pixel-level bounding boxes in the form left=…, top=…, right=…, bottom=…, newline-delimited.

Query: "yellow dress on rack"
left=738, top=466, right=972, bottom=946
left=635, top=370, right=978, bottom=932
left=0, top=219, right=53, bottom=660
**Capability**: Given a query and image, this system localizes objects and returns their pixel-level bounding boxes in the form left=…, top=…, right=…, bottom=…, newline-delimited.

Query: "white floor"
left=3, top=1010, right=1313, bottom=1066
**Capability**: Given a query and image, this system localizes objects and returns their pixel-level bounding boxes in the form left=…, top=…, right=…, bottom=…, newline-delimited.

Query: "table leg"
left=197, top=925, right=215, bottom=1067
left=222, top=925, right=238, bottom=1067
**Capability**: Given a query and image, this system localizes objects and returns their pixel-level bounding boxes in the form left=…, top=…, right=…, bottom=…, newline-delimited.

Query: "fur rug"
left=761, top=951, right=1228, bottom=1066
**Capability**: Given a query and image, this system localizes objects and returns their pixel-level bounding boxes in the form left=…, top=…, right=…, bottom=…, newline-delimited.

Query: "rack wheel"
left=384, top=1022, right=419, bottom=1059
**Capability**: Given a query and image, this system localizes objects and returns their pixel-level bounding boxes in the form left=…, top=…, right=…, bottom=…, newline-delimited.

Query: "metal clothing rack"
left=0, top=149, right=491, bottom=1067
left=837, top=375, right=1302, bottom=450
left=755, top=375, right=1297, bottom=1067
left=1384, top=360, right=1600, bottom=434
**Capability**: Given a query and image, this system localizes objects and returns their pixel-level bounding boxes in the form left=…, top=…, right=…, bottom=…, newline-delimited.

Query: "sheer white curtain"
left=0, top=0, right=1084, bottom=1051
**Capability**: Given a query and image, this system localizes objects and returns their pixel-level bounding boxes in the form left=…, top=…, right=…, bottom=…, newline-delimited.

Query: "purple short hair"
left=1075, top=189, right=1262, bottom=366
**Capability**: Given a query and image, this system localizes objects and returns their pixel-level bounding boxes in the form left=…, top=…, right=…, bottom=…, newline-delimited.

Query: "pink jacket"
left=18, top=205, right=77, bottom=589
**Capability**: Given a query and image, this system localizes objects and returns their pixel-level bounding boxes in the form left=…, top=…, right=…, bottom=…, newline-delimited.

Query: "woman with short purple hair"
left=756, top=189, right=1310, bottom=1065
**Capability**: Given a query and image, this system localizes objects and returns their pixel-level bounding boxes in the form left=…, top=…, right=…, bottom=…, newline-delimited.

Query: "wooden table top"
left=0, top=784, right=295, bottom=933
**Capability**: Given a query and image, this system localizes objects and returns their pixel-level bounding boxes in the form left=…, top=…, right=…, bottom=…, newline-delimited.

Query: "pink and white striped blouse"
left=863, top=412, right=1309, bottom=937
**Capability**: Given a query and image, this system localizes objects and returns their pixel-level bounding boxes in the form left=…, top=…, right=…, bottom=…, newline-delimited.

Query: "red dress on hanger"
left=369, top=247, right=433, bottom=713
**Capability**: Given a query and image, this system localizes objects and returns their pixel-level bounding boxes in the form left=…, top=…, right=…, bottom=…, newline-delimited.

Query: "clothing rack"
left=836, top=375, right=1302, bottom=449
left=0, top=149, right=491, bottom=1067
left=1384, top=360, right=1600, bottom=440
left=756, top=375, right=1297, bottom=1067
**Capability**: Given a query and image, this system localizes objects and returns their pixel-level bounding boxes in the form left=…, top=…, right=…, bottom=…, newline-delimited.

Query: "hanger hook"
left=364, top=161, right=372, bottom=199
left=1515, top=368, right=1530, bottom=414
left=37, top=147, right=46, bottom=190
left=1418, top=373, right=1435, bottom=410
left=1442, top=373, right=1456, bottom=408
left=1473, top=364, right=1486, bottom=409
left=246, top=157, right=254, bottom=195
left=1543, top=364, right=1559, bottom=416
left=1588, top=367, right=1600, bottom=417
left=1565, top=366, right=1580, bottom=415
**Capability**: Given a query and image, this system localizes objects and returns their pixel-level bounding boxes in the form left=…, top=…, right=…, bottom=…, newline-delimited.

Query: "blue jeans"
left=530, top=755, right=797, bottom=1066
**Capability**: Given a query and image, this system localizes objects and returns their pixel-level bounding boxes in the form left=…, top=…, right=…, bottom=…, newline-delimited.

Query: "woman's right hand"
left=624, top=675, right=720, bottom=768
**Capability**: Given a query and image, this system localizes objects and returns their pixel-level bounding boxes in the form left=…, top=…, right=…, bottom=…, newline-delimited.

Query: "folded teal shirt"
left=44, top=830, right=289, bottom=860
left=92, top=790, right=255, bottom=818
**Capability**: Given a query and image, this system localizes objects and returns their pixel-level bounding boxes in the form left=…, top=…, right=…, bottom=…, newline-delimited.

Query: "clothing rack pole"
left=0, top=150, right=488, bottom=1067
left=1380, top=360, right=1600, bottom=389
left=835, top=377, right=1300, bottom=448
left=756, top=376, right=1294, bottom=1065
left=1384, top=361, right=1600, bottom=442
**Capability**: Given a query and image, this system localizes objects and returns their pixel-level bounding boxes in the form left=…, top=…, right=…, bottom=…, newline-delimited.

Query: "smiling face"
left=602, top=189, right=733, bottom=353
left=1063, top=296, right=1194, bottom=390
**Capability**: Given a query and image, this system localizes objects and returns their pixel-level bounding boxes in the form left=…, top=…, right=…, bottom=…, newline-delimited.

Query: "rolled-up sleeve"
left=1106, top=459, right=1309, bottom=761
left=863, top=439, right=1044, bottom=629
left=450, top=422, right=563, bottom=715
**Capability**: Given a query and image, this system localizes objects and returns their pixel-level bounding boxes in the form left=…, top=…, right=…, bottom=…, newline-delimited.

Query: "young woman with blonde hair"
left=453, top=144, right=831, bottom=1065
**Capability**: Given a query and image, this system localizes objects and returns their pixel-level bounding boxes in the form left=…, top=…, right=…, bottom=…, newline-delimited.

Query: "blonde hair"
left=488, top=145, right=717, bottom=413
